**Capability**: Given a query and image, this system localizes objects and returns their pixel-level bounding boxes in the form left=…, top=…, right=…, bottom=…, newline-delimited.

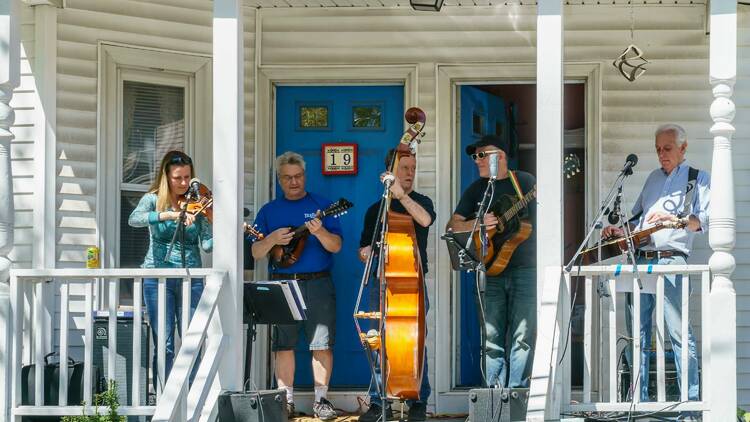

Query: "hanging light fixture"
left=409, top=0, right=444, bottom=12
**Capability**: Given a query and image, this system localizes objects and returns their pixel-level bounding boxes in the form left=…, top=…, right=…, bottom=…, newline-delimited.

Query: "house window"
left=99, top=44, right=211, bottom=307
left=297, top=102, right=331, bottom=130
left=119, top=81, right=187, bottom=269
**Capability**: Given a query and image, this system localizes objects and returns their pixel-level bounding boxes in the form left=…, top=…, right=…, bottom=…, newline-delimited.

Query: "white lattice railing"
left=5, top=268, right=228, bottom=422
left=529, top=264, right=715, bottom=421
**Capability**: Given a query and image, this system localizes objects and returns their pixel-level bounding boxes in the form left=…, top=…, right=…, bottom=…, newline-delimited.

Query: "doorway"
left=455, top=82, right=587, bottom=387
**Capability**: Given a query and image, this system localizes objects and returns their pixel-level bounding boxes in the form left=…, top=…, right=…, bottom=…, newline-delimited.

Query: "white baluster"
left=656, top=275, right=665, bottom=402
left=59, top=282, right=69, bottom=406
left=583, top=276, right=592, bottom=403
left=132, top=278, right=142, bottom=407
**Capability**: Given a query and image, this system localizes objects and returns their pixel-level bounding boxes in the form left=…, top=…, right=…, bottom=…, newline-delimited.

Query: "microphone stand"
left=165, top=201, right=189, bottom=268
left=353, top=173, right=396, bottom=422
left=565, top=165, right=642, bottom=288
left=613, top=186, right=643, bottom=289
left=471, top=178, right=495, bottom=388
left=446, top=176, right=495, bottom=388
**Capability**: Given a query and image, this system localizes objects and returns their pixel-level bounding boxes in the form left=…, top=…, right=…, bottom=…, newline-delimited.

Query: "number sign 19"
left=322, top=143, right=358, bottom=175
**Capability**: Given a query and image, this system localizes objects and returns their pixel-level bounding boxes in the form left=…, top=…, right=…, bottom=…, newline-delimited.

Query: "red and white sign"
left=322, top=143, right=357, bottom=175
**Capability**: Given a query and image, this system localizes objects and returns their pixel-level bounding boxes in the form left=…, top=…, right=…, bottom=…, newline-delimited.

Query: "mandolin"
left=268, top=198, right=353, bottom=268
left=579, top=218, right=688, bottom=264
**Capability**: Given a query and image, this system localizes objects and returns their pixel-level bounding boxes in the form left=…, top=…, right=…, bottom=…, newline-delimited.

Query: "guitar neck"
left=502, top=189, right=537, bottom=222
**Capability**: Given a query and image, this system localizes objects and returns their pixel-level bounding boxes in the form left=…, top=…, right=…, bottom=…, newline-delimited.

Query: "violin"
left=178, top=183, right=213, bottom=224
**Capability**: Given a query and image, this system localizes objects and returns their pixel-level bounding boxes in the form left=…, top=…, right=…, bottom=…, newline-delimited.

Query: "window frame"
left=98, top=43, right=212, bottom=273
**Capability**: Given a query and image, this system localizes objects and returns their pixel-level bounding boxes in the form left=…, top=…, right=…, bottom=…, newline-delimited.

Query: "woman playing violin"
left=127, top=150, right=211, bottom=390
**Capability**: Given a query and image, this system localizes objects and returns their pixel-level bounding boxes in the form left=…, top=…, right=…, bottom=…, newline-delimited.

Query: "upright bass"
left=353, top=107, right=427, bottom=401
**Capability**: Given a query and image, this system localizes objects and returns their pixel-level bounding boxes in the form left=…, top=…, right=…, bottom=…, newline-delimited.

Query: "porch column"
left=0, top=0, right=20, bottom=420
left=707, top=1, right=737, bottom=421
left=31, top=1, right=61, bottom=364
left=32, top=2, right=60, bottom=270
left=212, top=0, right=244, bottom=396
left=529, top=0, right=565, bottom=419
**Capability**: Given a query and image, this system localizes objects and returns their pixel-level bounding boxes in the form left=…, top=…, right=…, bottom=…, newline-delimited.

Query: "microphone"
left=188, top=178, right=201, bottom=200
left=243, top=207, right=251, bottom=218
left=607, top=205, right=620, bottom=225
left=488, top=152, right=499, bottom=180
left=621, top=153, right=638, bottom=176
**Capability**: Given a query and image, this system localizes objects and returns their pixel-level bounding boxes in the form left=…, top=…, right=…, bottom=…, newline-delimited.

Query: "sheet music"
left=287, top=279, right=307, bottom=311
left=249, top=280, right=307, bottom=323
left=279, top=282, right=304, bottom=321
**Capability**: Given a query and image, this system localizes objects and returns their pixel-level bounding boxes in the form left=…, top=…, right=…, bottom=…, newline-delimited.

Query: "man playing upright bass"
left=358, top=148, right=435, bottom=421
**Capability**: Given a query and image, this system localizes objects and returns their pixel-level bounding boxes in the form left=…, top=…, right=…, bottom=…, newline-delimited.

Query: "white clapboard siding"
left=8, top=3, right=36, bottom=270
left=53, top=0, right=256, bottom=357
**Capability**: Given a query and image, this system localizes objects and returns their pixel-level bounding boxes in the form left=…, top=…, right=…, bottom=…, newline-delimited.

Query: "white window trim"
left=97, top=43, right=212, bottom=270
left=434, top=62, right=601, bottom=413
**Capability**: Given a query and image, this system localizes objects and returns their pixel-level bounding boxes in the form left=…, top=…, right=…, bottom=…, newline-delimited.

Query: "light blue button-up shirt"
left=629, top=161, right=710, bottom=255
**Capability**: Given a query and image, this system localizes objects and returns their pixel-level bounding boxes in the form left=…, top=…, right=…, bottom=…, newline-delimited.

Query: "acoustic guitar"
left=268, top=198, right=353, bottom=268
left=474, top=187, right=537, bottom=276
left=579, top=217, right=688, bottom=264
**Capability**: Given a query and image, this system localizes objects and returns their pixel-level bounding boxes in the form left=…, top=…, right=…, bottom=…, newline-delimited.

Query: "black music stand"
left=243, top=279, right=307, bottom=387
left=442, top=230, right=480, bottom=271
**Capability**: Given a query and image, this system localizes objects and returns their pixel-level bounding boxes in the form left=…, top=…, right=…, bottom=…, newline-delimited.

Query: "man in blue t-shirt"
left=251, top=151, right=343, bottom=420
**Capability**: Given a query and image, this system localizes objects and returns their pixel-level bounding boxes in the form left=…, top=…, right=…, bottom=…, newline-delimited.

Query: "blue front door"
left=275, top=85, right=404, bottom=388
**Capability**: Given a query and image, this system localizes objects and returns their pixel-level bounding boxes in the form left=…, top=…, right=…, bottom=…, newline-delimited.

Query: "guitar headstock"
left=244, top=223, right=265, bottom=240
left=321, top=198, right=354, bottom=219
left=563, top=153, right=582, bottom=179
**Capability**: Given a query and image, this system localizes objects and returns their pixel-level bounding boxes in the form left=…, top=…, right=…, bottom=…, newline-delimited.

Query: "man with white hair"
left=251, top=151, right=342, bottom=420
left=603, top=124, right=710, bottom=408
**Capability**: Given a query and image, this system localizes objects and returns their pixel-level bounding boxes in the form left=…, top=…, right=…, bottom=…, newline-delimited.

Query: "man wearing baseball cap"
left=447, top=134, right=537, bottom=389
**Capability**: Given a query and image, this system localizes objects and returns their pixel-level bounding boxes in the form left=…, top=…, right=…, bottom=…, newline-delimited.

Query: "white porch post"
left=0, top=1, right=20, bottom=420
left=32, top=2, right=59, bottom=271
left=31, top=1, right=60, bottom=364
left=528, top=0, right=564, bottom=419
left=212, top=0, right=245, bottom=397
left=707, top=1, right=737, bottom=421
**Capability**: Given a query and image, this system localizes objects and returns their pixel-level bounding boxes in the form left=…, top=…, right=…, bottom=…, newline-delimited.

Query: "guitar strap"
left=508, top=170, right=525, bottom=201
left=682, top=166, right=699, bottom=217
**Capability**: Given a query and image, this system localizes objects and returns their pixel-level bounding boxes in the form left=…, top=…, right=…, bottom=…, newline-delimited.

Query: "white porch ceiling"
left=243, top=0, right=705, bottom=8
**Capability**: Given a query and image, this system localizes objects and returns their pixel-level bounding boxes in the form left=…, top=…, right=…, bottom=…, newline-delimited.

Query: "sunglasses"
left=168, top=154, right=193, bottom=166
left=470, top=150, right=501, bottom=160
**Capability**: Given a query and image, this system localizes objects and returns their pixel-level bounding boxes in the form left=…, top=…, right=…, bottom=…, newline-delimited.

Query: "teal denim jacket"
left=128, top=193, right=213, bottom=268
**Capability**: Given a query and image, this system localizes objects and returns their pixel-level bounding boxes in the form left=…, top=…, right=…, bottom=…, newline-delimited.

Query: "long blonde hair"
left=149, top=150, right=195, bottom=212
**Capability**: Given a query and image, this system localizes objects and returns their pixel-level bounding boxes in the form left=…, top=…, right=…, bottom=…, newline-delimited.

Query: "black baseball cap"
left=465, top=135, right=508, bottom=156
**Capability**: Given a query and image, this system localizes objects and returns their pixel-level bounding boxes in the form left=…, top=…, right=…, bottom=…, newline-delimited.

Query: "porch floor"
left=291, top=415, right=467, bottom=421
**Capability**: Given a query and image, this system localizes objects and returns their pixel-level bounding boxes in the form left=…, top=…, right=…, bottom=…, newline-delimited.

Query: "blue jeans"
left=143, top=278, right=204, bottom=391
left=625, top=255, right=700, bottom=401
left=484, top=267, right=537, bottom=388
left=368, top=282, right=431, bottom=406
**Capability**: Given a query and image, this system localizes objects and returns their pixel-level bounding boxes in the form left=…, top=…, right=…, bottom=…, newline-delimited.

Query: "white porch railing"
left=4, top=268, right=229, bottom=422
left=529, top=264, right=715, bottom=421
